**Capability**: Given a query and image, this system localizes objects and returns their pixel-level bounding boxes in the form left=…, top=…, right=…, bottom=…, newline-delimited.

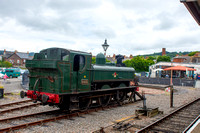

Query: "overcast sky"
left=0, top=0, right=199, bottom=56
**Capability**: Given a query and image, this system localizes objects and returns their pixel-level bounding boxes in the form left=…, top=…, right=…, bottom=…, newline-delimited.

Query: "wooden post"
left=170, top=69, right=173, bottom=85
left=170, top=85, right=173, bottom=108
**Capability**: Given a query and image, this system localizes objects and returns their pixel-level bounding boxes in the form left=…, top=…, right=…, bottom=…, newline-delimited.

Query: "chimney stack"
left=14, top=50, right=17, bottom=54
left=113, top=54, right=115, bottom=59
left=3, top=49, right=6, bottom=55
left=162, top=48, right=166, bottom=56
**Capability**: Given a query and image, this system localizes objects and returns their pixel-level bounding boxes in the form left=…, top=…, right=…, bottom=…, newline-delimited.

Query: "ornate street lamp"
left=102, top=39, right=109, bottom=55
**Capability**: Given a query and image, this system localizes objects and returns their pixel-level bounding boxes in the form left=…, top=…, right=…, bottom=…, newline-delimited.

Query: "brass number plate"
left=81, top=79, right=88, bottom=85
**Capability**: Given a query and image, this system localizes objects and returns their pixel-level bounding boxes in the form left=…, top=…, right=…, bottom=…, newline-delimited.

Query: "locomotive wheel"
left=79, top=97, right=91, bottom=110
left=58, top=96, right=69, bottom=111
left=115, top=83, right=127, bottom=105
left=100, top=95, right=111, bottom=107
left=101, top=84, right=110, bottom=89
left=118, top=91, right=126, bottom=102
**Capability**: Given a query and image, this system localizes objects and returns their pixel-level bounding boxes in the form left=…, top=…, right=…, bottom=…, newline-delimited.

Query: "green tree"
left=188, top=51, right=198, bottom=56
left=123, top=56, right=155, bottom=72
left=92, top=57, right=96, bottom=64
left=0, top=61, right=12, bottom=67
left=147, top=56, right=156, bottom=61
left=156, top=55, right=171, bottom=63
left=91, top=57, right=111, bottom=64
left=106, top=58, right=111, bottom=63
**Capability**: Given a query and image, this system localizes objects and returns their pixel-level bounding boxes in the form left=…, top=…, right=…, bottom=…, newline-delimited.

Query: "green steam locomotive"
left=20, top=47, right=139, bottom=110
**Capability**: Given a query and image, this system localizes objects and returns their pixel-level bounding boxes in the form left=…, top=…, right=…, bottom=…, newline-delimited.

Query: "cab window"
left=61, top=50, right=69, bottom=61
left=73, top=55, right=85, bottom=71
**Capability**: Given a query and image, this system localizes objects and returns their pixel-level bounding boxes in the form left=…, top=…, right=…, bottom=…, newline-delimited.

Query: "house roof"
left=106, top=57, right=116, bottom=63
left=4, top=52, right=14, bottom=58
left=16, top=52, right=30, bottom=59
left=172, top=56, right=191, bottom=63
left=29, top=52, right=35, bottom=57
left=181, top=0, right=200, bottom=25
left=163, top=65, right=196, bottom=71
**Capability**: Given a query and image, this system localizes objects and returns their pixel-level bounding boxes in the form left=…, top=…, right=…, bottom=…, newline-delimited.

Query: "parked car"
left=1, top=68, right=21, bottom=78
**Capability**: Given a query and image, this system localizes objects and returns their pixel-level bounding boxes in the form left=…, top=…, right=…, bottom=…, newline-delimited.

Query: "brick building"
left=0, top=49, right=34, bottom=67
left=172, top=52, right=200, bottom=63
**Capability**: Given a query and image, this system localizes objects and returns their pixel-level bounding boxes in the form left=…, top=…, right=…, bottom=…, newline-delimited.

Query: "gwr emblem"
left=112, top=72, right=118, bottom=78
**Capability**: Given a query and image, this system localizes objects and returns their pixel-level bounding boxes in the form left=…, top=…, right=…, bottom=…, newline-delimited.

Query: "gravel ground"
left=0, top=78, right=200, bottom=133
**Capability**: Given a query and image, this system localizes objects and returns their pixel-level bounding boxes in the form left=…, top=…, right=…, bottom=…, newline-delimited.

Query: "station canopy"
left=163, top=66, right=196, bottom=71
left=181, top=0, right=200, bottom=25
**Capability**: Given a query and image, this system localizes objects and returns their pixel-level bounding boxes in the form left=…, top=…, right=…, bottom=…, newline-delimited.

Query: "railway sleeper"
left=181, top=109, right=200, bottom=113
left=171, top=116, right=199, bottom=122
left=173, top=114, right=199, bottom=119
left=149, top=128, right=177, bottom=133
left=175, top=110, right=200, bottom=114
left=151, top=125, right=185, bottom=132
left=161, top=120, right=191, bottom=127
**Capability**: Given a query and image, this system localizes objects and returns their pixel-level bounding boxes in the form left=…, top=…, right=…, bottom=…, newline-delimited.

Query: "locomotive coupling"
left=42, top=94, right=49, bottom=103
left=20, top=91, right=27, bottom=98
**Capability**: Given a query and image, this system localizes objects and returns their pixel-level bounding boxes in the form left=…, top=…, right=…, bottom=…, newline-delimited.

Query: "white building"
left=149, top=62, right=200, bottom=78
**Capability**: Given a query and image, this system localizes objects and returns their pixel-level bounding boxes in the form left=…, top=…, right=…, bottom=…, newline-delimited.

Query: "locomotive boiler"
left=20, top=47, right=139, bottom=110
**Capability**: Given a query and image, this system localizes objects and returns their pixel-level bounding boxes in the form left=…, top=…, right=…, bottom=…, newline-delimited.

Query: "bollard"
left=142, top=91, right=147, bottom=110
left=170, top=85, right=173, bottom=108
left=0, top=85, right=4, bottom=99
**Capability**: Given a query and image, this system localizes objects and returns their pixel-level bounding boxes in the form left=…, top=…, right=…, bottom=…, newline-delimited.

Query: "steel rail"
left=0, top=103, right=41, bottom=114
left=138, top=84, right=170, bottom=90
left=136, top=97, right=200, bottom=133
left=0, top=99, right=142, bottom=132
left=0, top=109, right=60, bottom=122
left=183, top=115, right=200, bottom=133
left=0, top=100, right=32, bottom=108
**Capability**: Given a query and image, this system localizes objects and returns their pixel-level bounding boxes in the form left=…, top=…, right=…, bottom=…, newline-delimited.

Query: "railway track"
left=0, top=100, right=41, bottom=114
left=0, top=99, right=142, bottom=132
left=137, top=97, right=200, bottom=133
left=0, top=99, right=32, bottom=108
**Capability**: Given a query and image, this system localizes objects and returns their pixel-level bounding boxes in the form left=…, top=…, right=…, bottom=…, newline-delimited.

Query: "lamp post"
left=102, top=39, right=109, bottom=56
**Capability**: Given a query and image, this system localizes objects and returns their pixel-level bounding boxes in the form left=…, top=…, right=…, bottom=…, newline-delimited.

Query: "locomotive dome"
left=96, top=53, right=106, bottom=65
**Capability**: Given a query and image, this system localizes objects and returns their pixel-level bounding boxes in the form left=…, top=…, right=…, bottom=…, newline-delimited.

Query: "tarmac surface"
left=0, top=76, right=23, bottom=94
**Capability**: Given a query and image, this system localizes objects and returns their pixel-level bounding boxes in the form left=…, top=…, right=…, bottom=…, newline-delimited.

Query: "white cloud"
left=0, top=0, right=200, bottom=56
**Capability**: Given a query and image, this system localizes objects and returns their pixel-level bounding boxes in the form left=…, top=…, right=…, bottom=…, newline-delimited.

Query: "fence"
left=139, top=77, right=195, bottom=87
